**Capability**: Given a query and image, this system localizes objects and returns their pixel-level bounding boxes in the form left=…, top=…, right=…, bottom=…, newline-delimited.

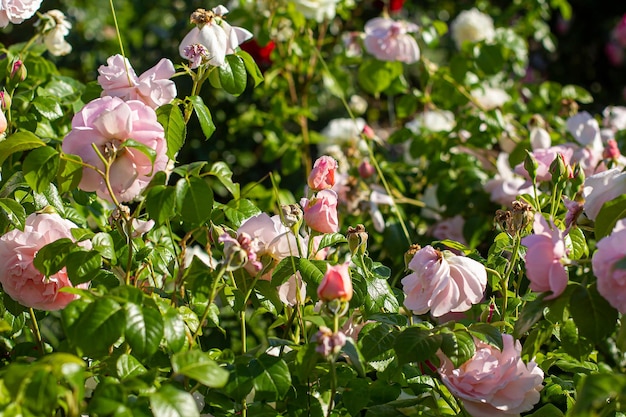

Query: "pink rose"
left=401, top=245, right=486, bottom=317
left=308, top=155, right=338, bottom=191
left=237, top=213, right=303, bottom=262
left=438, top=334, right=544, bottom=417
left=0, top=213, right=89, bottom=311
left=62, top=96, right=169, bottom=203
left=301, top=190, right=340, bottom=234
left=521, top=213, right=568, bottom=299
left=277, top=272, right=307, bottom=307
left=317, top=262, right=353, bottom=302
left=484, top=153, right=534, bottom=207
left=97, top=54, right=177, bottom=109
left=592, top=219, right=626, bottom=312
left=0, top=0, right=42, bottom=27
left=363, top=17, right=420, bottom=64
left=583, top=168, right=626, bottom=221
left=430, top=215, right=467, bottom=245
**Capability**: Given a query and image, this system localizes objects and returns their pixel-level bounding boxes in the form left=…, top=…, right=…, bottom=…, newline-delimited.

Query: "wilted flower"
left=36, top=9, right=72, bottom=56
left=592, top=219, right=626, bottom=313
left=62, top=96, right=169, bottom=203
left=401, top=245, right=487, bottom=317
left=438, top=334, right=544, bottom=417
left=363, top=17, right=420, bottom=64
left=0, top=0, right=42, bottom=27
left=98, top=54, right=177, bottom=109
left=521, top=213, right=568, bottom=299
left=315, top=326, right=346, bottom=357
left=450, top=8, right=495, bottom=49
left=179, top=6, right=252, bottom=68
left=0, top=213, right=90, bottom=310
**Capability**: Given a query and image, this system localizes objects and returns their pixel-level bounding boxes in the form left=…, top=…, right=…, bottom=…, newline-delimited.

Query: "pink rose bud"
left=358, top=160, right=375, bottom=179
left=603, top=138, right=622, bottom=160
left=10, top=59, right=26, bottom=82
left=317, top=262, right=353, bottom=302
left=361, top=124, right=376, bottom=140
left=301, top=189, right=340, bottom=234
left=0, top=90, right=11, bottom=110
left=308, top=155, right=338, bottom=191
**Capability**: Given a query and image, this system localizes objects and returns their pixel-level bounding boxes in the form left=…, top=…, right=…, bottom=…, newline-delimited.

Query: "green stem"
left=500, top=233, right=522, bottom=327
left=29, top=308, right=45, bottom=356
left=192, top=265, right=226, bottom=343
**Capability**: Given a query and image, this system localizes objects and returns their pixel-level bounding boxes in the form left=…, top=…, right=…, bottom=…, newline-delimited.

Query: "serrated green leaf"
left=146, top=185, right=177, bottom=225
left=570, top=283, right=618, bottom=343
left=171, top=350, right=229, bottom=388
left=23, top=146, right=59, bottom=193
left=249, top=354, right=291, bottom=401
left=0, top=131, right=45, bottom=166
left=209, top=161, right=239, bottom=198
left=175, top=176, right=214, bottom=226
left=67, top=297, right=126, bottom=356
left=33, top=96, right=63, bottom=120
left=150, top=384, right=199, bottom=417
left=595, top=194, right=626, bottom=239
left=124, top=302, right=164, bottom=358
left=394, top=327, right=441, bottom=365
left=121, top=138, right=157, bottom=168
left=157, top=103, right=186, bottom=159
left=33, top=237, right=76, bottom=276
left=65, top=250, right=102, bottom=285
left=0, top=197, right=26, bottom=230
left=116, top=354, right=148, bottom=380
left=188, top=95, right=216, bottom=140
left=163, top=306, right=186, bottom=353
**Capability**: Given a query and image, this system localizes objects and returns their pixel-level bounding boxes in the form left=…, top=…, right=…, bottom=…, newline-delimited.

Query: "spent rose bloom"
left=293, top=0, right=339, bottom=23
left=62, top=96, right=169, bottom=203
left=438, top=334, right=544, bottom=417
left=308, top=155, right=338, bottom=191
left=521, top=213, right=568, bottom=299
left=301, top=189, right=340, bottom=234
left=592, top=219, right=626, bottom=312
left=401, top=245, right=487, bottom=317
left=0, top=0, right=42, bottom=27
left=179, top=6, right=252, bottom=68
left=98, top=54, right=177, bottom=109
left=0, top=213, right=89, bottom=311
left=450, top=8, right=495, bottom=50
left=36, top=9, right=72, bottom=56
left=363, top=17, right=420, bottom=64
left=317, top=262, right=352, bottom=302
left=583, top=168, right=626, bottom=221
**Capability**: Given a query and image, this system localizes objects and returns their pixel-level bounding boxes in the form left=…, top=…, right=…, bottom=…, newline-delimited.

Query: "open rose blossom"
left=308, top=155, right=338, bottom=191
left=438, top=334, right=544, bottom=417
left=317, top=262, right=352, bottom=302
left=401, top=245, right=487, bottom=317
left=0, top=213, right=89, bottom=311
left=97, top=54, right=177, bottom=109
left=521, top=213, right=568, bottom=299
left=583, top=168, right=626, bottom=221
left=450, top=8, right=495, bottom=50
left=0, top=0, right=42, bottom=27
left=62, top=96, right=168, bottom=203
left=363, top=17, right=420, bottom=64
left=592, top=219, right=626, bottom=313
left=301, top=189, right=340, bottom=234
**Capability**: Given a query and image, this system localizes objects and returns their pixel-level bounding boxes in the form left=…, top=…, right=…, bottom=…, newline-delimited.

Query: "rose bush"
left=1, top=1, right=626, bottom=416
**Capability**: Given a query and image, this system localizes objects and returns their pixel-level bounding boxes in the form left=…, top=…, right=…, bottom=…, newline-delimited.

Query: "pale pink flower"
left=521, top=213, right=568, bottom=299
left=401, top=245, right=487, bottom=317
left=277, top=272, right=307, bottom=307
left=430, top=215, right=467, bottom=245
left=438, top=334, right=544, bottom=417
left=0, top=0, right=42, bottom=27
left=318, top=262, right=352, bottom=302
left=237, top=213, right=303, bottom=262
left=484, top=153, right=534, bottom=207
left=98, top=54, right=177, bottom=109
left=583, top=168, right=626, bottom=221
left=602, top=106, right=626, bottom=132
left=62, top=96, right=169, bottom=203
left=0, top=110, right=6, bottom=135
left=219, top=232, right=263, bottom=272
left=363, top=17, right=420, bottom=64
left=0, top=213, right=89, bottom=311
left=566, top=111, right=603, bottom=151
left=308, top=155, right=338, bottom=191
left=592, top=219, right=626, bottom=312
left=301, top=189, right=339, bottom=234
left=179, top=6, right=252, bottom=68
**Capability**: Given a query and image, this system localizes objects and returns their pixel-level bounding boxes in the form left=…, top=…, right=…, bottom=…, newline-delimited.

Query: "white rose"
left=0, top=0, right=42, bottom=27
left=451, top=8, right=495, bottom=49
left=293, top=0, right=340, bottom=23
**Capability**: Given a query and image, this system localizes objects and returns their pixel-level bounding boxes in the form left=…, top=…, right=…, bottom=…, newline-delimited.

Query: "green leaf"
left=157, top=103, right=186, bottom=159
left=121, top=138, right=157, bottom=168
left=394, top=327, right=441, bottom=365
left=218, top=55, right=247, bottom=95
left=124, top=301, right=164, bottom=358
left=0, top=131, right=45, bottom=166
left=566, top=226, right=589, bottom=260
left=175, top=176, right=214, bottom=226
left=568, top=373, right=626, bottom=416
left=0, top=197, right=26, bottom=230
left=249, top=353, right=291, bottom=401
left=189, top=95, right=216, bottom=140
left=171, top=350, right=229, bottom=388
left=513, top=294, right=548, bottom=338
left=317, top=233, right=348, bottom=250
left=570, top=283, right=618, bottom=343
left=342, top=337, right=367, bottom=377
left=23, top=146, right=59, bottom=193
left=561, top=84, right=593, bottom=104
left=33, top=96, right=63, bottom=120
left=67, top=297, right=126, bottom=356
left=357, top=60, right=403, bottom=95
left=342, top=377, right=370, bottom=416
left=223, top=198, right=261, bottom=226
left=209, top=161, right=239, bottom=198
left=595, top=194, right=626, bottom=239
left=468, top=323, right=503, bottom=350
left=57, top=153, right=83, bottom=194
left=237, top=49, right=264, bottom=87
left=162, top=306, right=186, bottom=353
left=146, top=185, right=177, bottom=225
left=33, top=237, right=76, bottom=276
left=65, top=250, right=102, bottom=285
left=116, top=354, right=148, bottom=380
left=474, top=43, right=504, bottom=75
left=92, top=232, right=116, bottom=262
left=358, top=323, right=397, bottom=362
left=150, top=384, right=199, bottom=417
left=439, top=328, right=475, bottom=368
